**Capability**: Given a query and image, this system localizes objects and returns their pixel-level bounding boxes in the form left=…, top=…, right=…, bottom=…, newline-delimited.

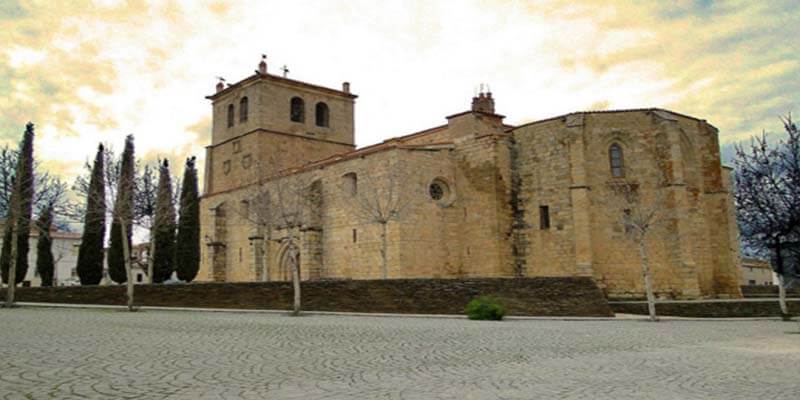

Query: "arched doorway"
left=278, top=242, right=300, bottom=282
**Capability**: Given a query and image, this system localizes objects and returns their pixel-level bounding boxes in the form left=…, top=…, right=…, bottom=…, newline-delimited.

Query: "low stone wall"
left=740, top=285, right=800, bottom=298
left=610, top=299, right=800, bottom=318
left=1, top=277, right=614, bottom=317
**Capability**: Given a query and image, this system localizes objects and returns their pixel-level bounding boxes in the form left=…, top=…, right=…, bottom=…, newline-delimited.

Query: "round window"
left=429, top=183, right=445, bottom=200
left=428, top=178, right=452, bottom=205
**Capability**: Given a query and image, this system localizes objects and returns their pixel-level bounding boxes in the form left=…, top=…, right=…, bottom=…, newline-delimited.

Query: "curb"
left=14, top=302, right=617, bottom=321
left=10, top=302, right=790, bottom=322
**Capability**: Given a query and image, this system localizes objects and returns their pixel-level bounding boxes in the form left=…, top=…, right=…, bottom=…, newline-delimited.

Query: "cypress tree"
left=152, top=159, right=176, bottom=283
left=175, top=156, right=200, bottom=282
left=35, top=206, right=55, bottom=286
left=76, top=144, right=106, bottom=285
left=107, top=135, right=135, bottom=284
left=0, top=122, right=35, bottom=286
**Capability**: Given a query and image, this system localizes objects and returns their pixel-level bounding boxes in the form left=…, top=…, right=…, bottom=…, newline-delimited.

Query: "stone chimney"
left=342, top=81, right=350, bottom=93
left=471, top=91, right=495, bottom=114
left=216, top=80, right=224, bottom=93
left=258, top=55, right=267, bottom=74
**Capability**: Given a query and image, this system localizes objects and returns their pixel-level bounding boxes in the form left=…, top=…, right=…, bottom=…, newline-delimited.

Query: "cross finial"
left=281, top=65, right=290, bottom=78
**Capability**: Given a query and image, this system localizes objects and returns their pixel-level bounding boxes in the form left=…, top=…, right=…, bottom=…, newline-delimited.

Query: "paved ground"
left=1, top=308, right=798, bottom=399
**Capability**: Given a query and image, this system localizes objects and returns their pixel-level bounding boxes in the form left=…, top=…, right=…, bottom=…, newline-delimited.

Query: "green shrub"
left=466, top=296, right=506, bottom=320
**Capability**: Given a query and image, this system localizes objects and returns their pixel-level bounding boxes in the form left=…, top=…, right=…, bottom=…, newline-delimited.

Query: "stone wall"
left=510, top=117, right=580, bottom=278
left=740, top=285, right=800, bottom=298
left=204, top=130, right=354, bottom=195
left=199, top=111, right=520, bottom=284
left=2, top=277, right=613, bottom=317
left=509, top=110, right=742, bottom=299
left=609, top=299, right=800, bottom=318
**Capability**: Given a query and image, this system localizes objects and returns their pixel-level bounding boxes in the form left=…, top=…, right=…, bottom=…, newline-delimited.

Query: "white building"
left=0, top=220, right=83, bottom=287
left=1, top=217, right=154, bottom=286
left=101, top=243, right=149, bottom=285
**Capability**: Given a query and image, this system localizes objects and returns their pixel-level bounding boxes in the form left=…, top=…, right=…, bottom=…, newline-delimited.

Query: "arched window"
left=227, top=104, right=235, bottom=128
left=609, top=143, right=624, bottom=177
left=290, top=97, right=305, bottom=122
left=342, top=172, right=357, bottom=195
left=239, top=97, right=248, bottom=123
left=315, top=102, right=329, bottom=127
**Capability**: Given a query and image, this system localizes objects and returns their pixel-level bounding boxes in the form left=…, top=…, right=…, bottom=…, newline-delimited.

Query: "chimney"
left=342, top=81, right=350, bottom=93
left=216, top=81, right=224, bottom=93
left=258, top=55, right=267, bottom=74
left=471, top=89, right=495, bottom=114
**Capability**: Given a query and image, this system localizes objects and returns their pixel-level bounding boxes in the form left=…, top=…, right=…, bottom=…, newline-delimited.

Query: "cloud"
left=0, top=0, right=797, bottom=189
left=523, top=1, right=799, bottom=142
left=0, top=0, right=208, bottom=183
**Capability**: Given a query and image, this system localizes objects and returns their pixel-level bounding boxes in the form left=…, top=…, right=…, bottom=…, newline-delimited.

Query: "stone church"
left=198, top=58, right=742, bottom=299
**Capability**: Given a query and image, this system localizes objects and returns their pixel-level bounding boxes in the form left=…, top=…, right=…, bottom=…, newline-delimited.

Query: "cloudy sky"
left=1, top=0, right=798, bottom=184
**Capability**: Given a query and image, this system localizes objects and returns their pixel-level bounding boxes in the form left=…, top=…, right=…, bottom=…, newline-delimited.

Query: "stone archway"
left=277, top=242, right=300, bottom=282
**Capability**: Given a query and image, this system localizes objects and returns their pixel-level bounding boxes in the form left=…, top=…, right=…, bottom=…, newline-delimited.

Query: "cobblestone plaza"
left=1, top=307, right=798, bottom=399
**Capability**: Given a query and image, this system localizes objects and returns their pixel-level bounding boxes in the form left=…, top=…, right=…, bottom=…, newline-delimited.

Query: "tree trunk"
left=4, top=226, right=18, bottom=307
left=147, top=227, right=155, bottom=284
left=290, top=245, right=301, bottom=316
left=380, top=222, right=388, bottom=279
left=637, top=240, right=658, bottom=322
left=778, top=274, right=789, bottom=318
left=121, top=223, right=135, bottom=311
left=264, top=227, right=273, bottom=282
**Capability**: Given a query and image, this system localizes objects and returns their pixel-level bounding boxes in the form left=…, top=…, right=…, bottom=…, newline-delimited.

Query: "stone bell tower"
left=203, top=56, right=357, bottom=195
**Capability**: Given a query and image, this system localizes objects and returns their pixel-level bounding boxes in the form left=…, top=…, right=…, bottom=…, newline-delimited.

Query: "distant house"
left=101, top=243, right=150, bottom=285
left=739, top=257, right=775, bottom=286
left=0, top=219, right=82, bottom=287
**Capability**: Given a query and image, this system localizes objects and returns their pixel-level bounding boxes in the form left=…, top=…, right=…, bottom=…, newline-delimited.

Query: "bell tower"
left=203, top=56, right=357, bottom=195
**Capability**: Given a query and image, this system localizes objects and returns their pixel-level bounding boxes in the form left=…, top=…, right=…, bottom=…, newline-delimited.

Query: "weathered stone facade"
left=198, top=60, right=742, bottom=299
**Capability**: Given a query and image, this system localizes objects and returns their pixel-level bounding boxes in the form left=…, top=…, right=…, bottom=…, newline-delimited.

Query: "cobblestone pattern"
left=1, top=308, right=799, bottom=399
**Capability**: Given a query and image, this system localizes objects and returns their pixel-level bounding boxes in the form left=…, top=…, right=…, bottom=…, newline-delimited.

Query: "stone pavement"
left=0, top=307, right=798, bottom=399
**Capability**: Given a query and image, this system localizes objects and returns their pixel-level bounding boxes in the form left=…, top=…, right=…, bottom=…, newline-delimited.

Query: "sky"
left=1, top=0, right=798, bottom=184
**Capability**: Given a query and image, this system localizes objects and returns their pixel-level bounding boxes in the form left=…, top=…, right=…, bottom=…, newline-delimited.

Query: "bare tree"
left=108, top=135, right=137, bottom=311
left=336, top=160, right=420, bottom=279
left=0, top=144, right=71, bottom=221
left=734, top=115, right=800, bottom=318
left=607, top=180, right=670, bottom=322
left=598, top=138, right=678, bottom=322
left=272, top=174, right=312, bottom=316
left=73, top=150, right=181, bottom=284
left=74, top=137, right=140, bottom=311
left=136, top=163, right=157, bottom=283
left=236, top=157, right=316, bottom=316
left=71, top=145, right=121, bottom=219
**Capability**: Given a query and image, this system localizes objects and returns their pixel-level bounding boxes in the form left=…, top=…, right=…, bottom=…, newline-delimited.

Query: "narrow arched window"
left=227, top=104, right=235, bottom=128
left=290, top=97, right=305, bottom=122
left=239, top=97, right=248, bottom=123
left=609, top=143, right=624, bottom=177
left=315, top=102, right=329, bottom=127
